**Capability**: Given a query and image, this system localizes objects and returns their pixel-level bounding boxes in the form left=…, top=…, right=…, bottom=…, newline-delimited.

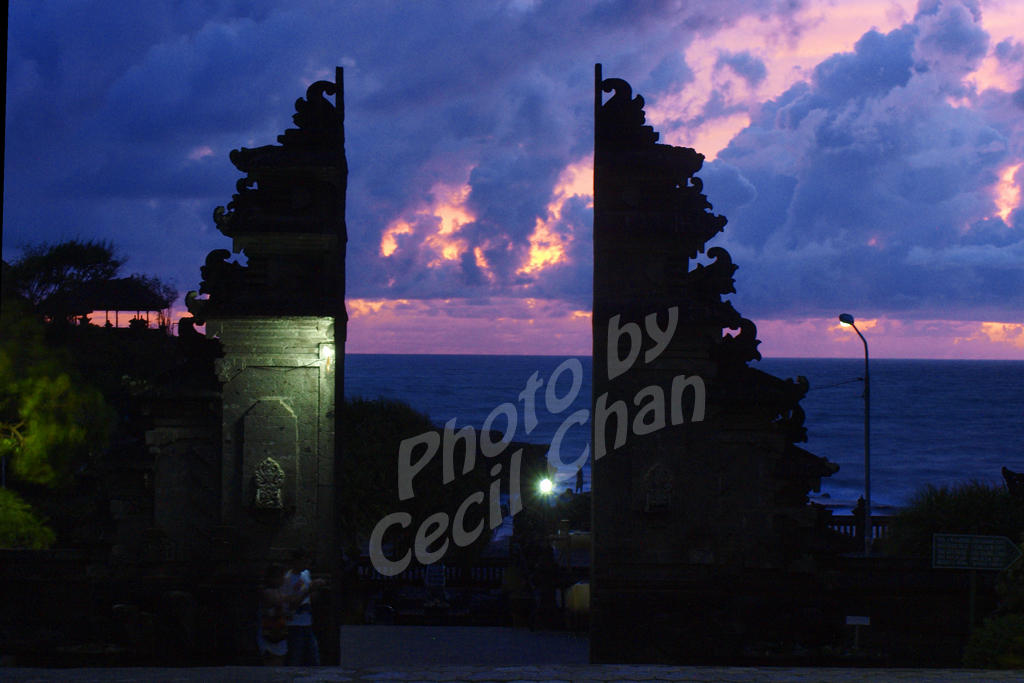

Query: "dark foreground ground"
left=2, top=627, right=1023, bottom=682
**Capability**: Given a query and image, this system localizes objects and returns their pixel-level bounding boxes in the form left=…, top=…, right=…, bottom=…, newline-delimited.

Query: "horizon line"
left=345, top=352, right=1024, bottom=361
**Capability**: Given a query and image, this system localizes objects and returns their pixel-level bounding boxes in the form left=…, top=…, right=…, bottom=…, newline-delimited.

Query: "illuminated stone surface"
left=207, top=316, right=337, bottom=559
left=183, top=69, right=347, bottom=579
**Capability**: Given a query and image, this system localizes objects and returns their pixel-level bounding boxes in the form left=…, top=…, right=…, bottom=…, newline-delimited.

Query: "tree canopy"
left=9, top=239, right=124, bottom=307
left=8, top=239, right=176, bottom=320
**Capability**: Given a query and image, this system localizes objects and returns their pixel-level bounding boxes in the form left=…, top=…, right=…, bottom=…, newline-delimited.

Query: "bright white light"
left=538, top=477, right=554, bottom=495
left=320, top=343, right=335, bottom=373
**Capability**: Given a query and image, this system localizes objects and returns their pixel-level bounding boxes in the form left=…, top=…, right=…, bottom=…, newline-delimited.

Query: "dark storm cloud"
left=4, top=0, right=1019, bottom=331
left=310, top=0, right=802, bottom=302
left=707, top=0, right=1022, bottom=321
left=716, top=51, right=768, bottom=87
left=994, top=38, right=1024, bottom=64
left=649, top=53, right=695, bottom=91
left=913, top=0, right=989, bottom=95
left=811, top=28, right=916, bottom=102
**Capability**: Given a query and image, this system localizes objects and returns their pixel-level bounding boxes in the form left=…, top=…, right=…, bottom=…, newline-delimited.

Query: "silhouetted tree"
left=8, top=240, right=176, bottom=321
left=9, top=239, right=124, bottom=308
left=128, top=274, right=178, bottom=310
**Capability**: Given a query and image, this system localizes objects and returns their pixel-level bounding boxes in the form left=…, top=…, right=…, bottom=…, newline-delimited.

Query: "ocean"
left=343, top=355, right=1024, bottom=514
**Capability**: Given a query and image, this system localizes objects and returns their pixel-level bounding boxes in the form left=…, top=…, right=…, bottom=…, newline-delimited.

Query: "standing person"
left=284, top=548, right=325, bottom=666
left=257, top=565, right=289, bottom=666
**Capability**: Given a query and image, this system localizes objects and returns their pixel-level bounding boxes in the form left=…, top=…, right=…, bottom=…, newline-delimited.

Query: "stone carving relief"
left=254, top=457, right=286, bottom=509
left=643, top=462, right=674, bottom=514
left=185, top=67, right=347, bottom=321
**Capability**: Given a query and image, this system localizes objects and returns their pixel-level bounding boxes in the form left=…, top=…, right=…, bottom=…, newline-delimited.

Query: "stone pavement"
left=339, top=626, right=590, bottom=667
left=4, top=665, right=1024, bottom=681
left=3, top=627, right=1024, bottom=681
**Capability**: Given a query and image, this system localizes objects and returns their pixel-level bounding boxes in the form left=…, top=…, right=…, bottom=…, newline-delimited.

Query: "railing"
left=354, top=518, right=892, bottom=587
left=828, top=514, right=893, bottom=539
left=355, top=557, right=506, bottom=587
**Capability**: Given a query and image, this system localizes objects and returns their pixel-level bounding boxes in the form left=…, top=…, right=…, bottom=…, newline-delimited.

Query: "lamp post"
left=839, top=313, right=871, bottom=555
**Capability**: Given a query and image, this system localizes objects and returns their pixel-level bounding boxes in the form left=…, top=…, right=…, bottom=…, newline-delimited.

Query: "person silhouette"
left=257, top=565, right=289, bottom=666
left=283, top=548, right=326, bottom=666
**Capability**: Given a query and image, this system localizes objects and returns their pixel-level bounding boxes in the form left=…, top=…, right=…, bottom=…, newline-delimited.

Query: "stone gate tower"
left=188, top=68, right=346, bottom=569
left=590, top=65, right=837, bottom=662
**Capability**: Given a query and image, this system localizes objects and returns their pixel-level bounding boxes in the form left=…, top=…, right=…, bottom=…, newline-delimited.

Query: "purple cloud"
left=708, top=1, right=1021, bottom=321
left=3, top=0, right=1020, bottom=348
left=716, top=50, right=768, bottom=87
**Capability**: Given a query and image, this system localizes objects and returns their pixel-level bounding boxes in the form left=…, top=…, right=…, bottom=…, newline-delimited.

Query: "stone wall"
left=208, top=316, right=336, bottom=563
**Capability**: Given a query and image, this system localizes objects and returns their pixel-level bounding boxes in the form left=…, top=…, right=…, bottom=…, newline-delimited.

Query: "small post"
left=969, top=569, right=977, bottom=630
left=846, top=615, right=870, bottom=650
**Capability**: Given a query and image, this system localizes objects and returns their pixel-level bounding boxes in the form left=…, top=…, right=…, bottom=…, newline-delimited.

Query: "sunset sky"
left=4, top=0, right=1023, bottom=358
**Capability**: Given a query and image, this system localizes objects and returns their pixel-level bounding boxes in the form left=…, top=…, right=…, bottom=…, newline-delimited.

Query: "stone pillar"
left=590, top=65, right=837, bottom=663
left=186, top=67, right=347, bottom=663
left=145, top=391, right=221, bottom=563
left=209, top=316, right=336, bottom=560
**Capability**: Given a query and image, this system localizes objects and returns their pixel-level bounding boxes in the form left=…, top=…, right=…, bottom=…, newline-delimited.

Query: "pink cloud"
left=346, top=297, right=591, bottom=355
left=647, top=0, right=918, bottom=154
left=186, top=145, right=215, bottom=161
left=345, top=300, right=1024, bottom=359
left=756, top=316, right=1024, bottom=359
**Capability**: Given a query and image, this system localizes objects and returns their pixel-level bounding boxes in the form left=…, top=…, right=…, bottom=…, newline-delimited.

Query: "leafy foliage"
left=0, top=301, right=113, bottom=547
left=880, top=482, right=1024, bottom=558
left=963, top=613, right=1024, bottom=668
left=993, top=533, right=1024, bottom=615
left=0, top=488, right=56, bottom=549
left=884, top=484, right=1024, bottom=667
left=959, top=531, right=1024, bottom=668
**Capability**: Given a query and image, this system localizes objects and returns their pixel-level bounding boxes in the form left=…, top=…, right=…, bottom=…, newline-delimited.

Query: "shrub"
left=0, top=488, right=56, bottom=549
left=338, top=397, right=508, bottom=565
left=963, top=613, right=1024, bottom=668
left=881, top=482, right=1024, bottom=558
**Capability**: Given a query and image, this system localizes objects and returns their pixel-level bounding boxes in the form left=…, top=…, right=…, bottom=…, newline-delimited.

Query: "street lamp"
left=839, top=313, right=871, bottom=555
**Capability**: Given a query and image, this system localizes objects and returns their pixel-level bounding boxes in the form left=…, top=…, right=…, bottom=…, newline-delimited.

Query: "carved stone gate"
left=591, top=65, right=838, bottom=662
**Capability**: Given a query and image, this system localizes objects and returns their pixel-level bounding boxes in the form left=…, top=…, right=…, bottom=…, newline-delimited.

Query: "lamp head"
left=838, top=313, right=855, bottom=326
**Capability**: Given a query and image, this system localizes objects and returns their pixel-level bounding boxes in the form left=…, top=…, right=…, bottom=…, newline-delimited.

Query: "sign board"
left=932, top=533, right=1022, bottom=571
